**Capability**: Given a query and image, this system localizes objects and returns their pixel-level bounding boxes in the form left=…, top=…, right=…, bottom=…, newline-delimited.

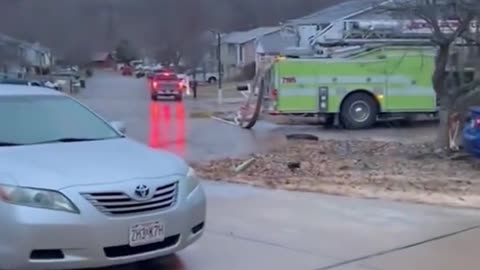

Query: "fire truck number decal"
left=282, top=77, right=296, bottom=84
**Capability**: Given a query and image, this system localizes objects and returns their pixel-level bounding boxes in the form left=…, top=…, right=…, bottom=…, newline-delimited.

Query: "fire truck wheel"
left=340, top=92, right=378, bottom=129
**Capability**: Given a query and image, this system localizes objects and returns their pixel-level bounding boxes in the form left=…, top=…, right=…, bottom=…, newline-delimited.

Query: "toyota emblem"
left=134, top=184, right=150, bottom=199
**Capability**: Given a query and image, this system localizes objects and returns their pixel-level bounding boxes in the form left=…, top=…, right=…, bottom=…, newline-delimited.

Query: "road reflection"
left=149, top=101, right=186, bottom=157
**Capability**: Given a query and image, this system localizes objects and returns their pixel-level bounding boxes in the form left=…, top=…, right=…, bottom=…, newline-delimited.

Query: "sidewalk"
left=187, top=97, right=245, bottom=114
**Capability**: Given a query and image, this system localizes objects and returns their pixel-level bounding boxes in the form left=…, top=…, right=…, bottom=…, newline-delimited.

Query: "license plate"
left=129, top=221, right=165, bottom=247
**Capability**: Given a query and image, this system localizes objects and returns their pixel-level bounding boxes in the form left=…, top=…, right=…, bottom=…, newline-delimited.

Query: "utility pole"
left=105, top=0, right=116, bottom=49
left=216, top=32, right=223, bottom=104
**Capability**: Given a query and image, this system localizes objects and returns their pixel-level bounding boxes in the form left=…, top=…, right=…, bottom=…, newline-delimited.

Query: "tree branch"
left=449, top=12, right=475, bottom=42
left=454, top=78, right=480, bottom=98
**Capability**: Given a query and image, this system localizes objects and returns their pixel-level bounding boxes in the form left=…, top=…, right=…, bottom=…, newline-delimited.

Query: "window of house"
left=239, top=45, right=245, bottom=64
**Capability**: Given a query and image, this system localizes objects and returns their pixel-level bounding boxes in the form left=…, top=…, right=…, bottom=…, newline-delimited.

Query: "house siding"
left=243, top=41, right=256, bottom=64
left=219, top=44, right=239, bottom=79
left=219, top=41, right=257, bottom=79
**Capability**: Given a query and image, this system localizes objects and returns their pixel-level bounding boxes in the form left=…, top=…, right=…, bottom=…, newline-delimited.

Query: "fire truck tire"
left=340, top=92, right=378, bottom=129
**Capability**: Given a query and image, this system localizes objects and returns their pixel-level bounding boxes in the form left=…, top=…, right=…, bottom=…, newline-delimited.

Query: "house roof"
left=0, top=33, right=50, bottom=54
left=223, top=27, right=281, bottom=44
left=286, top=0, right=385, bottom=25
left=0, top=33, right=21, bottom=45
left=257, top=32, right=297, bottom=55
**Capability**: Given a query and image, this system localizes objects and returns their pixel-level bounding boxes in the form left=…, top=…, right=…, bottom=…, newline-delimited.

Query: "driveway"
left=77, top=71, right=480, bottom=270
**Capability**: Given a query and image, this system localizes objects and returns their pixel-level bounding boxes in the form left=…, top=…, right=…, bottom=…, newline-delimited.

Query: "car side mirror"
left=110, top=121, right=126, bottom=134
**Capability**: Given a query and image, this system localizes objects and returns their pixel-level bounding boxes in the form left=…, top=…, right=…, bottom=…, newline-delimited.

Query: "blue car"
left=463, top=107, right=480, bottom=157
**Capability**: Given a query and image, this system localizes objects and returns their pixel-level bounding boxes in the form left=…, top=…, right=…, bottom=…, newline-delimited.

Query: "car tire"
left=175, top=94, right=183, bottom=102
left=340, top=92, right=378, bottom=129
left=151, top=95, right=157, bottom=101
left=207, top=77, right=217, bottom=84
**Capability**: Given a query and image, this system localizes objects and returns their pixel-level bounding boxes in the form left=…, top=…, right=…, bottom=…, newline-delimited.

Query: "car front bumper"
left=0, top=182, right=206, bottom=270
left=463, top=131, right=480, bottom=157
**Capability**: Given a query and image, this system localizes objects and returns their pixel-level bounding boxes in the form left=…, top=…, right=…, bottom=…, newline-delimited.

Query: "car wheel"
left=207, top=77, right=217, bottom=84
left=175, top=94, right=183, bottom=101
left=151, top=95, right=157, bottom=101
left=340, top=92, right=378, bottom=129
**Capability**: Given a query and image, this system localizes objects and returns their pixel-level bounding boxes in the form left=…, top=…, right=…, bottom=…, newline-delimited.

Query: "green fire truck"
left=240, top=45, right=439, bottom=129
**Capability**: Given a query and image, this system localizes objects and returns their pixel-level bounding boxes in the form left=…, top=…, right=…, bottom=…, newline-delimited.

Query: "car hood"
left=0, top=138, right=188, bottom=190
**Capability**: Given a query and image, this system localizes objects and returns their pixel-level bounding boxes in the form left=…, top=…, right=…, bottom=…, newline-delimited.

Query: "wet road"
left=77, top=72, right=284, bottom=162
left=77, top=72, right=480, bottom=270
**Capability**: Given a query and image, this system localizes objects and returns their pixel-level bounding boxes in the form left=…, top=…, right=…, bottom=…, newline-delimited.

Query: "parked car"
left=50, top=71, right=83, bottom=91
left=0, top=78, right=62, bottom=91
left=0, top=78, right=42, bottom=87
left=463, top=107, right=480, bottom=157
left=144, top=64, right=163, bottom=72
left=121, top=65, right=134, bottom=76
left=0, top=84, right=206, bottom=270
left=185, top=68, right=218, bottom=84
left=129, top=59, right=144, bottom=68
left=135, top=70, right=146, bottom=78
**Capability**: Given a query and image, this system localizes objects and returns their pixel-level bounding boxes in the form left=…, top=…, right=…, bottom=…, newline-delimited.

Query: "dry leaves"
left=192, top=140, right=480, bottom=208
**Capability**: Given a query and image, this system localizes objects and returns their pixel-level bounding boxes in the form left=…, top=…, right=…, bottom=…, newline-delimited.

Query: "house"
left=220, top=27, right=281, bottom=78
left=0, top=33, right=53, bottom=75
left=90, top=52, right=116, bottom=68
left=22, top=42, right=53, bottom=71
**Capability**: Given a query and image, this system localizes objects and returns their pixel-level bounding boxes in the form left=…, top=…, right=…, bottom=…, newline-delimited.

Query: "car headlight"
left=0, top=185, right=79, bottom=213
left=185, top=167, right=199, bottom=195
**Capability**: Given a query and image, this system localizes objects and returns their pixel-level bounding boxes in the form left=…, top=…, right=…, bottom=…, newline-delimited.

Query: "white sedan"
left=0, top=85, right=206, bottom=270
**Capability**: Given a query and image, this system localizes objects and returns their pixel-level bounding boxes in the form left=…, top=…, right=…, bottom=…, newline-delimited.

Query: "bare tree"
left=388, top=0, right=480, bottom=153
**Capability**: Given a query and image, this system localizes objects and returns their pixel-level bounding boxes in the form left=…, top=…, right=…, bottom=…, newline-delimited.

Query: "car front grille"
left=104, top=234, right=180, bottom=258
left=82, top=182, right=178, bottom=215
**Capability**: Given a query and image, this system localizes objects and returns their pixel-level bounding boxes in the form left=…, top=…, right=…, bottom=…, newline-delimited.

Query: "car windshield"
left=0, top=95, right=121, bottom=145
